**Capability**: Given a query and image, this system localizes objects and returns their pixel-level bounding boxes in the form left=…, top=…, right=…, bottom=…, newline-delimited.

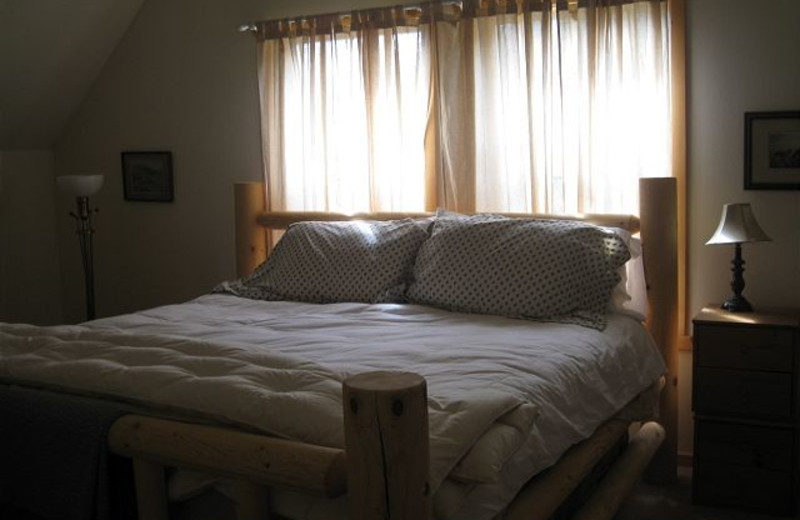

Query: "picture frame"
left=744, top=111, right=800, bottom=190
left=121, top=151, right=175, bottom=202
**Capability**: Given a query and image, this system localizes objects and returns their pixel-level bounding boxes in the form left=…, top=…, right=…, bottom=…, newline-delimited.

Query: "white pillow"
left=605, top=227, right=647, bottom=321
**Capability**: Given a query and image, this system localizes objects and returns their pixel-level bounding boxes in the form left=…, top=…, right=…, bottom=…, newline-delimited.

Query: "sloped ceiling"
left=0, top=0, right=145, bottom=149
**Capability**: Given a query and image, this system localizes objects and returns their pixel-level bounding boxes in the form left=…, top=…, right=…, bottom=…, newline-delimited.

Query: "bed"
left=0, top=177, right=678, bottom=520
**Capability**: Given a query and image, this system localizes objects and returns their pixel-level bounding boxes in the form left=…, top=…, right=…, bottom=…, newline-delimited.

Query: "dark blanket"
left=0, top=385, right=135, bottom=520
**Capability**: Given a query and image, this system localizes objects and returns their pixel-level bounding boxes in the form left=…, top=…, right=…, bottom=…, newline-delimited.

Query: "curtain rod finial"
left=238, top=23, right=257, bottom=33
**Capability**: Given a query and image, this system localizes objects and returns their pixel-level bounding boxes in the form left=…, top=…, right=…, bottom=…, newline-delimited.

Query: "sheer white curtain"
left=256, top=0, right=671, bottom=216
left=258, top=11, right=430, bottom=214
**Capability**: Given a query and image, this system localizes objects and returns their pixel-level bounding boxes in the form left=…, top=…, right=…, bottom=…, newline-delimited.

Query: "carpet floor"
left=616, top=466, right=799, bottom=519
left=3, top=466, right=797, bottom=519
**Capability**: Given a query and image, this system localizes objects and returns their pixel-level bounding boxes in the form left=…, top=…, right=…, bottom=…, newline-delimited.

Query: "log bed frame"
left=107, top=177, right=678, bottom=520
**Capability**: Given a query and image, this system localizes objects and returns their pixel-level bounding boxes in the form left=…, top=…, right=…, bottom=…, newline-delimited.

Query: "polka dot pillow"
left=216, top=219, right=430, bottom=304
left=406, top=216, right=630, bottom=329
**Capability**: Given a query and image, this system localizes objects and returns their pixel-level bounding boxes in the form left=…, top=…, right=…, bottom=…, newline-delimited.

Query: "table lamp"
left=57, top=175, right=104, bottom=320
left=706, top=202, right=771, bottom=312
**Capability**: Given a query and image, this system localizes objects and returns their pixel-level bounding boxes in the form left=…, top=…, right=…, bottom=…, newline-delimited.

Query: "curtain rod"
left=237, top=1, right=451, bottom=34
left=237, top=0, right=664, bottom=33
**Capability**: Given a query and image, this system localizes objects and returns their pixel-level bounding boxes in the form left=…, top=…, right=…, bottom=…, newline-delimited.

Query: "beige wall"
left=55, top=0, right=414, bottom=322
left=55, top=0, right=262, bottom=321
left=680, top=0, right=800, bottom=455
left=0, top=150, right=63, bottom=325
left=688, top=0, right=800, bottom=314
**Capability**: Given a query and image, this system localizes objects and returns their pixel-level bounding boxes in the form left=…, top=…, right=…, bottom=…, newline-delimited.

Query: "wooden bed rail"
left=109, top=371, right=431, bottom=520
left=256, top=210, right=640, bottom=232
left=573, top=421, right=665, bottom=519
left=234, top=183, right=641, bottom=277
left=505, top=420, right=665, bottom=520
left=108, top=415, right=347, bottom=497
left=108, top=388, right=662, bottom=520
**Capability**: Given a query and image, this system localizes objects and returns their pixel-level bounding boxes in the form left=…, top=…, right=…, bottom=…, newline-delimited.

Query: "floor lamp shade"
left=57, top=175, right=104, bottom=321
left=56, top=175, right=104, bottom=197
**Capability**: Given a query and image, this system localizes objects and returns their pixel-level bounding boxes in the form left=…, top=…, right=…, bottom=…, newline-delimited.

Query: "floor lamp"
left=57, top=175, right=104, bottom=321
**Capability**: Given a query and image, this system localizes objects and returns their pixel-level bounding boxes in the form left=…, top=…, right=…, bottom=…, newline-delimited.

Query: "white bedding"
left=0, top=294, right=665, bottom=520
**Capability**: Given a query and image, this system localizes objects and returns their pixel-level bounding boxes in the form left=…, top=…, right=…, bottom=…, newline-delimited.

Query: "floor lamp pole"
left=70, top=196, right=97, bottom=321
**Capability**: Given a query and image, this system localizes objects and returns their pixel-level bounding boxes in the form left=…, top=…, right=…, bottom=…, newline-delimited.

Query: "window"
left=256, top=0, right=671, bottom=216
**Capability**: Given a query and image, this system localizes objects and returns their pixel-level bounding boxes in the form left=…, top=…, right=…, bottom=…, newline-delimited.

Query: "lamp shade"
left=706, top=203, right=771, bottom=245
left=57, top=175, right=104, bottom=197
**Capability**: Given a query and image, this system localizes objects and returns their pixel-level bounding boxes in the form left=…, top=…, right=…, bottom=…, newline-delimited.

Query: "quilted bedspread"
left=0, top=294, right=665, bottom=520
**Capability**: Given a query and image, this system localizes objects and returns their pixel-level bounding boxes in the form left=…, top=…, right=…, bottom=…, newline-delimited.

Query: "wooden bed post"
left=343, top=371, right=431, bottom=520
left=132, top=458, right=169, bottom=520
left=234, top=182, right=268, bottom=277
left=639, top=177, right=679, bottom=484
left=227, top=480, right=271, bottom=520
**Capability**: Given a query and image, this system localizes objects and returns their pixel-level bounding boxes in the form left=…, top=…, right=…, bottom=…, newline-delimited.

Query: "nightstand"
left=692, top=305, right=800, bottom=515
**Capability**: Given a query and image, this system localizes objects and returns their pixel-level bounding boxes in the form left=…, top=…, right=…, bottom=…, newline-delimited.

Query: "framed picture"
left=744, top=111, right=800, bottom=190
left=121, top=151, right=175, bottom=202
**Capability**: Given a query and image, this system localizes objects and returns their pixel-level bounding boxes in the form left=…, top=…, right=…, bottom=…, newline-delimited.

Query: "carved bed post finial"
left=343, top=371, right=431, bottom=520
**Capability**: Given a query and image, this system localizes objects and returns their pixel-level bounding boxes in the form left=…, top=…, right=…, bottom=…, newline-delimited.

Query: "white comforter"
left=0, top=294, right=665, bottom=520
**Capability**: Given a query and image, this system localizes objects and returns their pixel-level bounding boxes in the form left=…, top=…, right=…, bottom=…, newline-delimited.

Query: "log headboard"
left=232, top=177, right=679, bottom=483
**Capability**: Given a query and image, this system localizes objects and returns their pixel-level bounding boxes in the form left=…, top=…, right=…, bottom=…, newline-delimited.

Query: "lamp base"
left=721, top=295, right=753, bottom=313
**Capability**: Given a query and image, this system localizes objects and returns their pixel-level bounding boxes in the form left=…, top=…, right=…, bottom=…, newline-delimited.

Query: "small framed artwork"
left=744, top=111, right=800, bottom=190
left=121, top=151, right=175, bottom=202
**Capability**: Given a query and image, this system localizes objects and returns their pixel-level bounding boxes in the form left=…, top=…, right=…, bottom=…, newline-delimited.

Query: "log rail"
left=108, top=387, right=664, bottom=520
left=108, top=372, right=431, bottom=520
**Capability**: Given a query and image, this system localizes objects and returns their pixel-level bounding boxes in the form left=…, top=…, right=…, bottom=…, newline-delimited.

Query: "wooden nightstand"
left=692, top=305, right=800, bottom=515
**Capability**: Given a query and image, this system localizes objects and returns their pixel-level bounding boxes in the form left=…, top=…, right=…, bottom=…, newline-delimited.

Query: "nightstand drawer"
left=694, top=420, right=794, bottom=471
left=696, top=325, right=794, bottom=372
left=695, top=367, right=793, bottom=419
left=693, top=461, right=795, bottom=515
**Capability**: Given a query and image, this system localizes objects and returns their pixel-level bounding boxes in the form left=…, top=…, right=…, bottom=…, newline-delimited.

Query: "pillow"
left=438, top=216, right=643, bottom=320
left=605, top=229, right=648, bottom=321
left=216, top=219, right=430, bottom=304
left=406, top=216, right=630, bottom=329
